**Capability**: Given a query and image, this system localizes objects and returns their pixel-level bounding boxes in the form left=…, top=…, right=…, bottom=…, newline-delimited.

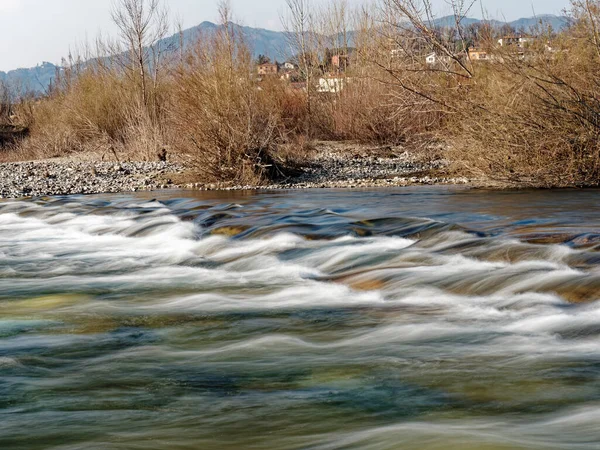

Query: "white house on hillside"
left=497, top=36, right=532, bottom=48
left=317, top=76, right=347, bottom=93
left=425, top=52, right=452, bottom=65
left=425, top=53, right=437, bottom=64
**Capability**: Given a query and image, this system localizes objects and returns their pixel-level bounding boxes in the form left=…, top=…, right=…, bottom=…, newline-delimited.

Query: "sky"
left=0, top=0, right=570, bottom=72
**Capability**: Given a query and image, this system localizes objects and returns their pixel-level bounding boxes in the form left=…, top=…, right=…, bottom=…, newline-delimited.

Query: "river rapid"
left=1, top=187, right=600, bottom=450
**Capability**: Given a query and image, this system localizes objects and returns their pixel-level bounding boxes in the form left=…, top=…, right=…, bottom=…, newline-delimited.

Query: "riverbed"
left=1, top=187, right=599, bottom=449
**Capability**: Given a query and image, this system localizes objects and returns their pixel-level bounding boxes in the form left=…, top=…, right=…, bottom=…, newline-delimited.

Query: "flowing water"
left=1, top=187, right=600, bottom=450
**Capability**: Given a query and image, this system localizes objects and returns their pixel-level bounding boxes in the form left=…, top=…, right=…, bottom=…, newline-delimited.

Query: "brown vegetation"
left=168, top=5, right=284, bottom=184
left=2, top=0, right=600, bottom=187
left=375, top=0, right=600, bottom=187
left=443, top=3, right=600, bottom=187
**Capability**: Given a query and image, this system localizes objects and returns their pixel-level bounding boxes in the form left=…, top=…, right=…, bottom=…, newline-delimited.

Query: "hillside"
left=0, top=62, right=60, bottom=96
left=1, top=15, right=571, bottom=95
left=172, top=21, right=293, bottom=61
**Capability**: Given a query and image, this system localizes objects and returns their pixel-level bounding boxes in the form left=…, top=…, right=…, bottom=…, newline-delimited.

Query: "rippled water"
left=1, top=187, right=600, bottom=450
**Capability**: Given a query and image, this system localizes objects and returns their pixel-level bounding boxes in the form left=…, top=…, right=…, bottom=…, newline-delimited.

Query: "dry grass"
left=4, top=0, right=600, bottom=188
left=371, top=0, right=600, bottom=187
left=445, top=24, right=600, bottom=186
left=327, top=77, right=441, bottom=144
left=7, top=64, right=169, bottom=163
left=168, top=23, right=284, bottom=185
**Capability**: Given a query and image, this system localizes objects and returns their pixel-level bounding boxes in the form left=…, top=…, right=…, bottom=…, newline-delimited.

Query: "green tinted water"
left=1, top=188, right=600, bottom=449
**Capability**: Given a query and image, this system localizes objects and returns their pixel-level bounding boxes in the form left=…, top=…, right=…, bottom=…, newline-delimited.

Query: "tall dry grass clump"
left=326, top=75, right=443, bottom=144
left=279, top=0, right=444, bottom=145
left=10, top=0, right=171, bottom=162
left=322, top=2, right=448, bottom=145
left=168, top=5, right=284, bottom=184
left=14, top=64, right=166, bottom=161
left=447, top=57, right=600, bottom=186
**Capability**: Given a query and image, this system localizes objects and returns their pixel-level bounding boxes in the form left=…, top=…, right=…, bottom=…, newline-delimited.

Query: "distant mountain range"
left=0, top=14, right=570, bottom=95
left=432, top=14, right=571, bottom=31
left=0, top=21, right=295, bottom=96
left=175, top=21, right=294, bottom=61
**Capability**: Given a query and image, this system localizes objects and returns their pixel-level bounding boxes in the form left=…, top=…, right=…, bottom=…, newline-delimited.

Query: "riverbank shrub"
left=377, top=0, right=600, bottom=187
left=4, top=62, right=168, bottom=162
left=444, top=17, right=600, bottom=186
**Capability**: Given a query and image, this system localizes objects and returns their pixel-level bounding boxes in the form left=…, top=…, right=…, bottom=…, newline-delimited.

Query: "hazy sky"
left=0, top=0, right=570, bottom=71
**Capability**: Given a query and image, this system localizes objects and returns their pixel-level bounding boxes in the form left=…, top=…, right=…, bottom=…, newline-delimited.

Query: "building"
left=498, top=35, right=531, bottom=49
left=317, top=76, right=347, bottom=93
left=279, top=62, right=298, bottom=80
left=330, top=48, right=355, bottom=71
left=468, top=47, right=490, bottom=61
left=425, top=53, right=437, bottom=64
left=331, top=54, right=350, bottom=70
left=425, top=52, right=453, bottom=65
left=390, top=48, right=402, bottom=59
left=257, top=63, right=279, bottom=76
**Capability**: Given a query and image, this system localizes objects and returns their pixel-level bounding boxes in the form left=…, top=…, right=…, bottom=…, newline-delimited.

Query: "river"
left=1, top=187, right=600, bottom=449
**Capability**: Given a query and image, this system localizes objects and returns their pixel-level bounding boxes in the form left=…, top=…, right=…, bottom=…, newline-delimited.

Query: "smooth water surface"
left=1, top=187, right=600, bottom=449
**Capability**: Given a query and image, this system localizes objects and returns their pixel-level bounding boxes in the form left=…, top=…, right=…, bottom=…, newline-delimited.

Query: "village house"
left=425, top=52, right=453, bottom=65
left=257, top=63, right=279, bottom=76
left=498, top=35, right=532, bottom=49
left=387, top=38, right=407, bottom=59
left=281, top=71, right=302, bottom=81
left=329, top=48, right=355, bottom=72
left=317, top=75, right=347, bottom=93
left=331, top=54, right=350, bottom=70
left=468, top=47, right=490, bottom=61
left=390, top=48, right=402, bottom=58
left=279, top=62, right=298, bottom=80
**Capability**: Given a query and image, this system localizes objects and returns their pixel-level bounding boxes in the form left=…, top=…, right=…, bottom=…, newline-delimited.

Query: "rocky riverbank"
left=0, top=142, right=470, bottom=198
left=0, top=160, right=183, bottom=198
left=185, top=142, right=470, bottom=191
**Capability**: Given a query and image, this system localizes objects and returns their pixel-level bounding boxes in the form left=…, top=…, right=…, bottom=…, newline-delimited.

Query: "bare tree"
left=175, top=15, right=186, bottom=66
left=316, top=0, right=351, bottom=73
left=0, top=80, right=13, bottom=123
left=381, top=0, right=476, bottom=78
left=582, top=0, right=600, bottom=60
left=282, top=0, right=318, bottom=116
left=111, top=0, right=170, bottom=114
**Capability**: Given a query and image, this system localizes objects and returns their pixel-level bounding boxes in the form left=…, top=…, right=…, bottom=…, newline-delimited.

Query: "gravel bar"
left=0, top=143, right=470, bottom=198
left=186, top=143, right=470, bottom=191
left=0, top=161, right=183, bottom=198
